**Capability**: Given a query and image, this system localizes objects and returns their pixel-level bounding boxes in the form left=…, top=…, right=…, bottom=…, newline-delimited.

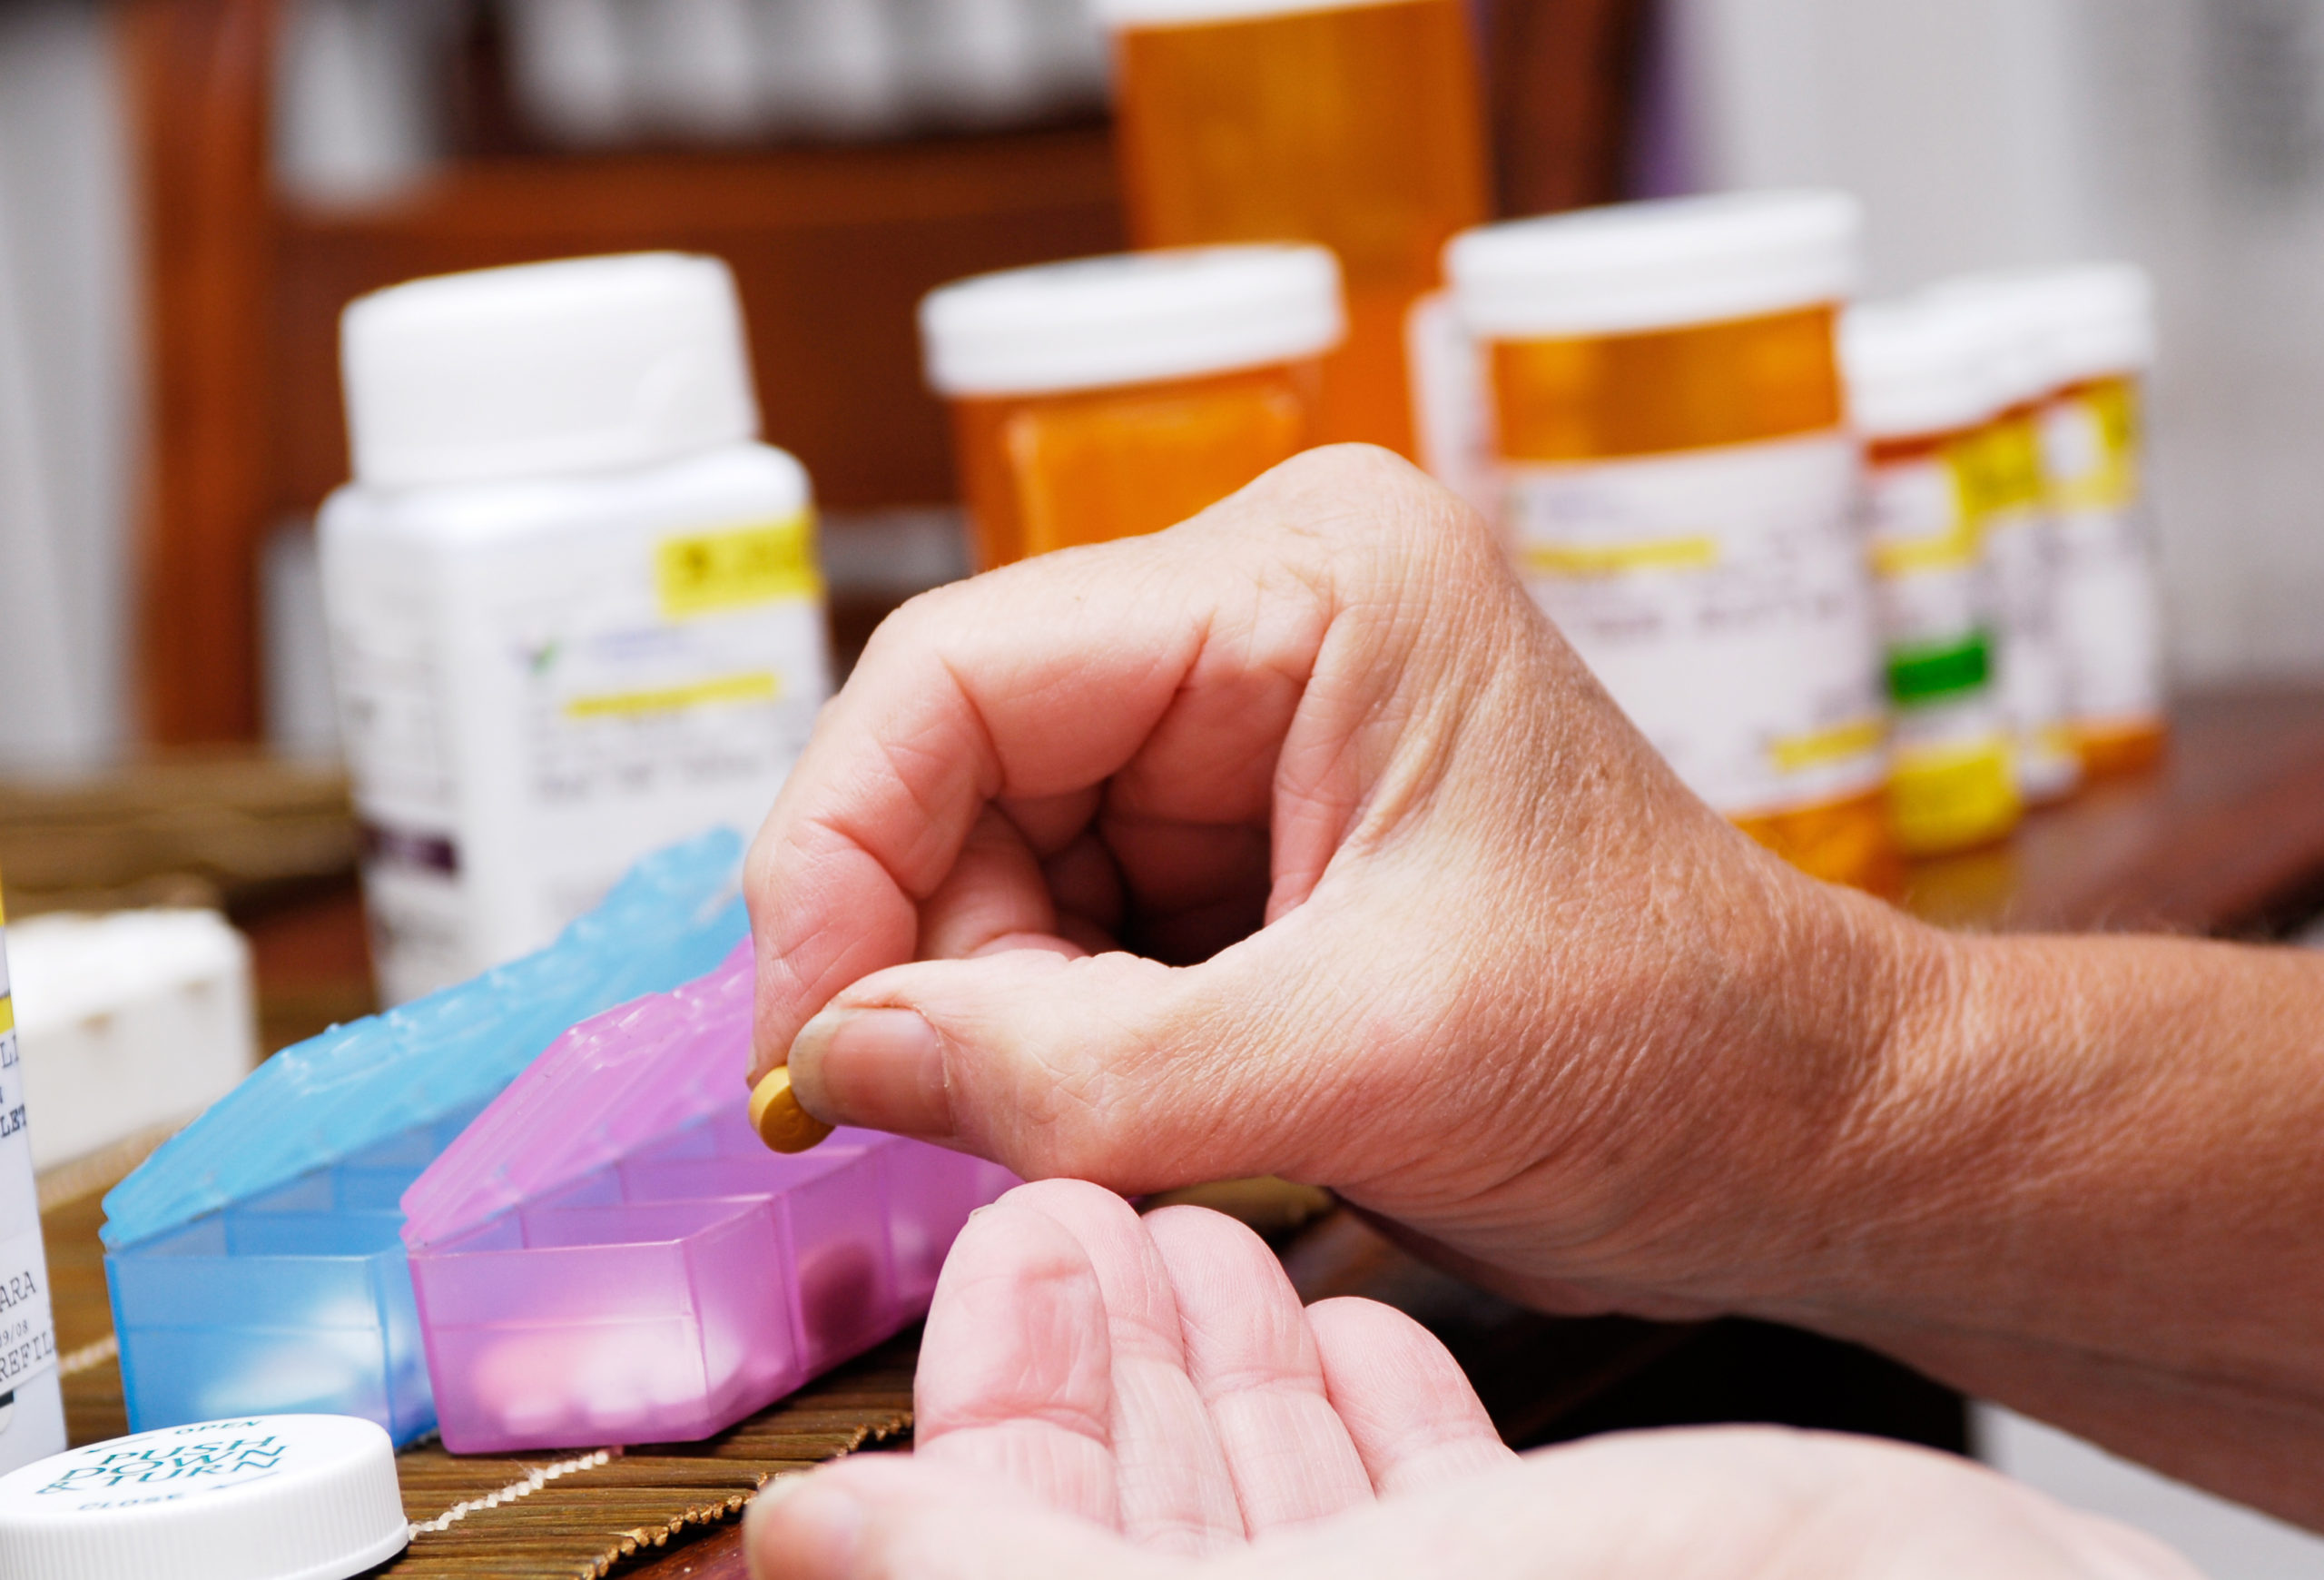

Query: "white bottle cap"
left=1921, top=272, right=2067, bottom=411
left=1936, top=263, right=2156, bottom=390
left=0, top=1416, right=407, bottom=1580
left=1091, top=0, right=1407, bottom=26
left=1842, top=297, right=2004, bottom=441
left=919, top=244, right=1344, bottom=398
left=342, top=252, right=761, bottom=490
left=1447, top=190, right=1862, bottom=341
left=2034, top=263, right=2156, bottom=384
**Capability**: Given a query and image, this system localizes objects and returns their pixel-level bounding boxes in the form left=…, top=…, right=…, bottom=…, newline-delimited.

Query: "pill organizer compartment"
left=403, top=953, right=1014, bottom=1452
left=101, top=830, right=751, bottom=1445
left=106, top=1107, right=478, bottom=1444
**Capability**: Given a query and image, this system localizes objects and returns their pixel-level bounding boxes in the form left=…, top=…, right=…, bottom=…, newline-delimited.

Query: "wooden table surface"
left=53, top=686, right=2324, bottom=1579
left=1904, top=686, right=2324, bottom=936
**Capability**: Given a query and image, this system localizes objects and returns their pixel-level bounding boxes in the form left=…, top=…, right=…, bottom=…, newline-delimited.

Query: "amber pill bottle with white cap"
left=2024, top=263, right=2168, bottom=778
left=1448, top=192, right=1897, bottom=894
left=1844, top=297, right=2023, bottom=857
left=920, top=244, right=1344, bottom=568
left=1927, top=273, right=2086, bottom=806
left=1092, top=0, right=1489, bottom=459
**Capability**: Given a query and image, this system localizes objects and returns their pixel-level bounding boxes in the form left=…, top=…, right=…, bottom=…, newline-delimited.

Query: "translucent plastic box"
left=103, top=1106, right=481, bottom=1445
left=403, top=946, right=1013, bottom=1453
left=102, top=832, right=751, bottom=1445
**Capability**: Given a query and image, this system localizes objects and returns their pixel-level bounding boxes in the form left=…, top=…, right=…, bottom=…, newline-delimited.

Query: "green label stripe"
left=1888, top=635, right=1991, bottom=705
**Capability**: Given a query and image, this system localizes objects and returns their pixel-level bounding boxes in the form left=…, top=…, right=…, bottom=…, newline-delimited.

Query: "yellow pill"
left=750, top=1064, right=833, bottom=1154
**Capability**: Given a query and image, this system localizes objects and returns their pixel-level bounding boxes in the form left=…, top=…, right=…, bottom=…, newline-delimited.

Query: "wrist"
left=1436, top=822, right=1957, bottom=1319
left=1705, top=887, right=1975, bottom=1318
left=1576, top=861, right=1965, bottom=1315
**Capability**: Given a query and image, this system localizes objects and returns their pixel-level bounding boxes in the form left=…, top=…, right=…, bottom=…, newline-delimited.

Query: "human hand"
left=744, top=446, right=1938, bottom=1318
left=743, top=1179, right=2198, bottom=1580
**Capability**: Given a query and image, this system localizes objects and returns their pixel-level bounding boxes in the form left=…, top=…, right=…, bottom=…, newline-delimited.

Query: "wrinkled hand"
left=745, top=446, right=1934, bottom=1318
left=743, top=1180, right=2198, bottom=1580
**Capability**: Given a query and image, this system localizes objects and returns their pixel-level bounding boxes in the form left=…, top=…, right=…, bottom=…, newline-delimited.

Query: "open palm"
left=746, top=1180, right=2200, bottom=1580
left=906, top=1179, right=1514, bottom=1547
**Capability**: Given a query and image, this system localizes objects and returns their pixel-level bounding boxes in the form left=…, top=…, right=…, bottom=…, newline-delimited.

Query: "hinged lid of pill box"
left=401, top=942, right=760, bottom=1247
left=101, top=830, right=749, bottom=1250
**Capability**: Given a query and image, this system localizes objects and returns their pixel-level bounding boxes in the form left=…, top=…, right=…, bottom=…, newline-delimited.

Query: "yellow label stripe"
left=1769, top=717, right=1885, bottom=775
left=1871, top=519, right=1981, bottom=578
left=657, top=513, right=822, bottom=619
left=566, top=672, right=780, bottom=721
left=1521, top=536, right=1719, bottom=577
left=0, top=997, right=15, bottom=1038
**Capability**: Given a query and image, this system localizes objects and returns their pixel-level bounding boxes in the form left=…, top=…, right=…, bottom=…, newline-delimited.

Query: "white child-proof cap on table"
left=9, top=909, right=256, bottom=1170
left=1446, top=190, right=1863, bottom=341
left=918, top=244, right=1345, bottom=399
left=1842, top=297, right=2007, bottom=443
left=341, top=251, right=761, bottom=490
left=0, top=1415, right=406, bottom=1580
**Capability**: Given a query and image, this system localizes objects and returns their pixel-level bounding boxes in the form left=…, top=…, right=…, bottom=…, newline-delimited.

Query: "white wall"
left=1666, top=0, right=2324, bottom=683
left=1979, top=1404, right=2324, bottom=1577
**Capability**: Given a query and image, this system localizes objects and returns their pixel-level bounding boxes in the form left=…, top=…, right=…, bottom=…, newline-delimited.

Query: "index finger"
left=744, top=505, right=1311, bottom=1080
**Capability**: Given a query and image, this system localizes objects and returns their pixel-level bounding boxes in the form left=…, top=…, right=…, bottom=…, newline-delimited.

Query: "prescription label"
left=1405, top=291, right=1497, bottom=518
left=2043, top=378, right=2164, bottom=731
left=0, top=911, right=57, bottom=1407
left=1863, top=445, right=1994, bottom=692
left=657, top=514, right=824, bottom=619
left=1959, top=412, right=2078, bottom=797
left=459, top=508, right=831, bottom=960
left=1862, top=444, right=2020, bottom=854
left=0, top=1228, right=55, bottom=1400
left=324, top=553, right=469, bottom=1006
left=1502, top=430, right=1886, bottom=817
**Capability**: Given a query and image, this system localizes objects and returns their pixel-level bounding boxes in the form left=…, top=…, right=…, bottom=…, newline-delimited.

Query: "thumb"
left=744, top=1457, right=1177, bottom=1580
left=783, top=922, right=1374, bottom=1192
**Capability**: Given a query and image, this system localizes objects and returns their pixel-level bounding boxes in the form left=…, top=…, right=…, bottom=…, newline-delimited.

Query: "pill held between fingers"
left=752, top=1064, right=833, bottom=1154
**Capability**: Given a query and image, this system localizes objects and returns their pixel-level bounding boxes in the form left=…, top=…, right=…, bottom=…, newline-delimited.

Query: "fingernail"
left=788, top=1006, right=951, bottom=1138
left=746, top=1475, right=861, bottom=1578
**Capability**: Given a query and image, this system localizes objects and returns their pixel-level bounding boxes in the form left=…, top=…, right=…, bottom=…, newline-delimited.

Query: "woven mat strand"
left=375, top=1343, right=915, bottom=1578
left=44, top=1170, right=917, bottom=1580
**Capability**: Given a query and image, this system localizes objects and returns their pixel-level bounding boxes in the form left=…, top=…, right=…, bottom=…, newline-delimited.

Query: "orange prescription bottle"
left=1842, top=299, right=2022, bottom=857
left=1928, top=275, right=2083, bottom=805
left=1446, top=192, right=1897, bottom=893
left=920, top=246, right=1344, bottom=568
left=1092, top=0, right=1491, bottom=459
left=2023, top=264, right=2167, bottom=777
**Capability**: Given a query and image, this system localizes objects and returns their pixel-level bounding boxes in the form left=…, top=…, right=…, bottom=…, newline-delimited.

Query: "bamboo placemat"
left=42, top=1160, right=915, bottom=1580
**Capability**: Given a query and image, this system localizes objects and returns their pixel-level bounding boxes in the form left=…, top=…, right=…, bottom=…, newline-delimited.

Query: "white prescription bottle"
left=1843, top=299, right=2021, bottom=857
left=1446, top=192, right=1896, bottom=894
left=1929, top=274, right=2083, bottom=805
left=321, top=253, right=832, bottom=1004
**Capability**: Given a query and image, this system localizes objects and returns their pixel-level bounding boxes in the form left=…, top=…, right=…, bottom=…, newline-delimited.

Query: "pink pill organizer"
left=399, top=943, right=1014, bottom=1452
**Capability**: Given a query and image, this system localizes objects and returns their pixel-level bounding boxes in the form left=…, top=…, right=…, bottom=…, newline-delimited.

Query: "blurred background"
left=8, top=0, right=2324, bottom=1569
left=6, top=0, right=2324, bottom=775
